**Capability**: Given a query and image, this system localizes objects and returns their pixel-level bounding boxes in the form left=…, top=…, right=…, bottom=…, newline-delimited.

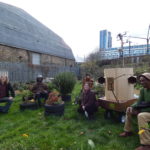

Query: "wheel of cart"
left=104, top=109, right=113, bottom=119
left=104, top=109, right=125, bottom=123
left=98, top=98, right=137, bottom=123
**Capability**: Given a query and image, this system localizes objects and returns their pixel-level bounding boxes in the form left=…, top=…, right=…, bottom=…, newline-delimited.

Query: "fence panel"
left=0, top=62, right=80, bottom=83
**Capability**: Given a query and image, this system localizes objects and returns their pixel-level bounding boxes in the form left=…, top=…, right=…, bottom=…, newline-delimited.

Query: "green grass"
left=0, top=82, right=139, bottom=150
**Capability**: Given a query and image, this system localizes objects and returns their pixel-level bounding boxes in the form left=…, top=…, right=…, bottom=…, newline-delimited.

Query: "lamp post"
left=117, top=33, right=126, bottom=67
left=146, top=25, right=150, bottom=54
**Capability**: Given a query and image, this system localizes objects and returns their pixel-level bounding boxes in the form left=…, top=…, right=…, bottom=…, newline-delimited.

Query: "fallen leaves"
left=138, top=129, right=145, bottom=135
left=79, top=131, right=84, bottom=135
left=21, top=133, right=29, bottom=138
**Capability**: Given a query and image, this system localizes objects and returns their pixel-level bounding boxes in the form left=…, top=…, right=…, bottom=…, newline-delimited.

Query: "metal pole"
left=129, top=41, right=131, bottom=56
left=121, top=38, right=124, bottom=67
left=147, top=39, right=149, bottom=54
left=117, top=33, right=125, bottom=67
left=147, top=25, right=150, bottom=54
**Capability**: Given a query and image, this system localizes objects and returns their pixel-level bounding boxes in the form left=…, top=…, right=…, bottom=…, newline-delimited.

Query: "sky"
left=1, top=0, right=150, bottom=61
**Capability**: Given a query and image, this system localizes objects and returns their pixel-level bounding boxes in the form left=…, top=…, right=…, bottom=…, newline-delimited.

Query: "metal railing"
left=0, top=62, right=80, bottom=83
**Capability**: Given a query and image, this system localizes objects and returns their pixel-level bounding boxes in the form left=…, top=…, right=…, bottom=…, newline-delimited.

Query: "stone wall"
left=0, top=44, right=75, bottom=66
left=0, top=45, right=29, bottom=63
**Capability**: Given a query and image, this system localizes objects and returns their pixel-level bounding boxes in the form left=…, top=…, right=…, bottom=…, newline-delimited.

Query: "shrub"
left=21, top=90, right=33, bottom=99
left=93, top=83, right=105, bottom=97
left=47, top=82, right=55, bottom=92
left=52, top=72, right=76, bottom=96
left=13, top=82, right=29, bottom=91
left=134, top=83, right=142, bottom=90
left=45, top=91, right=63, bottom=105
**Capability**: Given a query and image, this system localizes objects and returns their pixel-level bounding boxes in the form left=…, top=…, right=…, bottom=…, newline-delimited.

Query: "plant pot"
left=44, top=103, right=64, bottom=116
left=20, top=102, right=38, bottom=111
left=61, top=95, right=71, bottom=102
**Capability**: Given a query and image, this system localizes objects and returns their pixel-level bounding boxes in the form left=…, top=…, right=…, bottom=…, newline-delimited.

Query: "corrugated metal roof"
left=0, top=2, right=75, bottom=60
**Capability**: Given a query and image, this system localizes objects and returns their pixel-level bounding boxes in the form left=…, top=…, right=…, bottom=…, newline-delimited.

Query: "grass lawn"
left=0, top=82, right=139, bottom=150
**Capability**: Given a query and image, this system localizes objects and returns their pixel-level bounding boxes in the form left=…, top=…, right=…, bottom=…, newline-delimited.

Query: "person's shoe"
left=119, top=131, right=133, bottom=137
left=135, top=145, right=150, bottom=150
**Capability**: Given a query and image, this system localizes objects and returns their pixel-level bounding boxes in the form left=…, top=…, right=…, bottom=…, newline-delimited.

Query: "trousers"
left=124, top=109, right=150, bottom=145
left=0, top=97, right=13, bottom=113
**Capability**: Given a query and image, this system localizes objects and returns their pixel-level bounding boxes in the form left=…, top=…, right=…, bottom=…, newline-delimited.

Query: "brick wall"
left=0, top=45, right=28, bottom=63
left=0, top=44, right=75, bottom=66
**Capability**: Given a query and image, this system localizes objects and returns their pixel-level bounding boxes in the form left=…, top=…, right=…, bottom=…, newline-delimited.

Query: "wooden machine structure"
left=98, top=68, right=137, bottom=122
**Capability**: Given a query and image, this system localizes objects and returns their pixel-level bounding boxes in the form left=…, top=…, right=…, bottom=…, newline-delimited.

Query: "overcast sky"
left=1, top=0, right=150, bottom=61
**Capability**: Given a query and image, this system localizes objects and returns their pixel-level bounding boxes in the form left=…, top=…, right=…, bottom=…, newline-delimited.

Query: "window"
left=32, top=53, right=40, bottom=65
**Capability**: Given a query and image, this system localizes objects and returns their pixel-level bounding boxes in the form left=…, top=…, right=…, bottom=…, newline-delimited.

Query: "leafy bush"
left=47, top=82, right=55, bottom=92
left=52, top=72, right=76, bottom=96
left=46, top=91, right=63, bottom=105
left=134, top=83, right=142, bottom=90
left=21, top=90, right=33, bottom=99
left=93, top=83, right=105, bottom=97
left=13, top=82, right=31, bottom=91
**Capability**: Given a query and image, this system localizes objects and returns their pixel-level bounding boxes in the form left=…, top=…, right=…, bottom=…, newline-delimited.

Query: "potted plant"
left=44, top=91, right=64, bottom=116
left=52, top=72, right=76, bottom=101
left=20, top=90, right=38, bottom=111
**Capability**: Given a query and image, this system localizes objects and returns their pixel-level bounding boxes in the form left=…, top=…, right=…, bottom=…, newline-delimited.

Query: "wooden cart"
left=98, top=97, right=137, bottom=123
left=98, top=68, right=138, bottom=122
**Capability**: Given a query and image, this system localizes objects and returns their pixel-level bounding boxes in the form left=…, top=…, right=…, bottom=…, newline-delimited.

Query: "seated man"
left=31, top=75, right=48, bottom=106
left=119, top=73, right=150, bottom=150
left=0, top=75, right=15, bottom=113
left=78, top=83, right=98, bottom=120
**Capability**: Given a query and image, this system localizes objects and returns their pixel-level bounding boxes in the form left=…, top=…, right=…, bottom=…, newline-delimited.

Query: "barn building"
left=0, top=2, right=77, bottom=82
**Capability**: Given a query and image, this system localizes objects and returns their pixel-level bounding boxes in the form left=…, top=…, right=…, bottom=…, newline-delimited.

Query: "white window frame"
left=32, top=53, right=40, bottom=65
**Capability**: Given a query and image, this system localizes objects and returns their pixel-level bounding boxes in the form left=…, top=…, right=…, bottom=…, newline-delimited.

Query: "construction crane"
left=117, top=32, right=127, bottom=67
left=117, top=25, right=150, bottom=67
left=124, top=25, right=150, bottom=54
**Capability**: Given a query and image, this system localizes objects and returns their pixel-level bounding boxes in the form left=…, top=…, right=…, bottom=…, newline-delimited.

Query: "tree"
left=80, top=48, right=104, bottom=79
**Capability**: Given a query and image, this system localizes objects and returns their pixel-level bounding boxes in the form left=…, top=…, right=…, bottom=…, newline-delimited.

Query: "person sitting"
left=119, top=73, right=150, bottom=150
left=82, top=74, right=94, bottom=89
left=31, top=75, right=48, bottom=106
left=0, top=75, right=15, bottom=113
left=78, top=83, right=98, bottom=120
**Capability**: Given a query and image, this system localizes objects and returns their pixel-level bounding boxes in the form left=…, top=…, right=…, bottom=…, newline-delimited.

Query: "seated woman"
left=78, top=82, right=98, bottom=119
left=0, top=75, right=15, bottom=113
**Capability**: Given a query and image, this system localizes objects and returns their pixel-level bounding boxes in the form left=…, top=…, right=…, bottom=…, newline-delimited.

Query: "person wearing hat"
left=119, top=73, right=150, bottom=150
left=31, top=75, right=49, bottom=106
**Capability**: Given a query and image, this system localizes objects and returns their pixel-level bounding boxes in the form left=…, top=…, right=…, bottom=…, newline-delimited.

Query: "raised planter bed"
left=44, top=102, right=65, bottom=116
left=20, top=102, right=38, bottom=111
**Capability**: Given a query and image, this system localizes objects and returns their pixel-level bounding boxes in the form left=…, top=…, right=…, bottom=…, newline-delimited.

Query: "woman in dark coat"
left=78, top=82, right=98, bottom=119
left=0, top=76, right=15, bottom=113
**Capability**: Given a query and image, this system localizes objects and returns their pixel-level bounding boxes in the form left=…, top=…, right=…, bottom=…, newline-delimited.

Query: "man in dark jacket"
left=78, top=83, right=97, bottom=119
left=0, top=76, right=15, bottom=113
left=119, top=73, right=150, bottom=150
left=31, top=75, right=48, bottom=106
